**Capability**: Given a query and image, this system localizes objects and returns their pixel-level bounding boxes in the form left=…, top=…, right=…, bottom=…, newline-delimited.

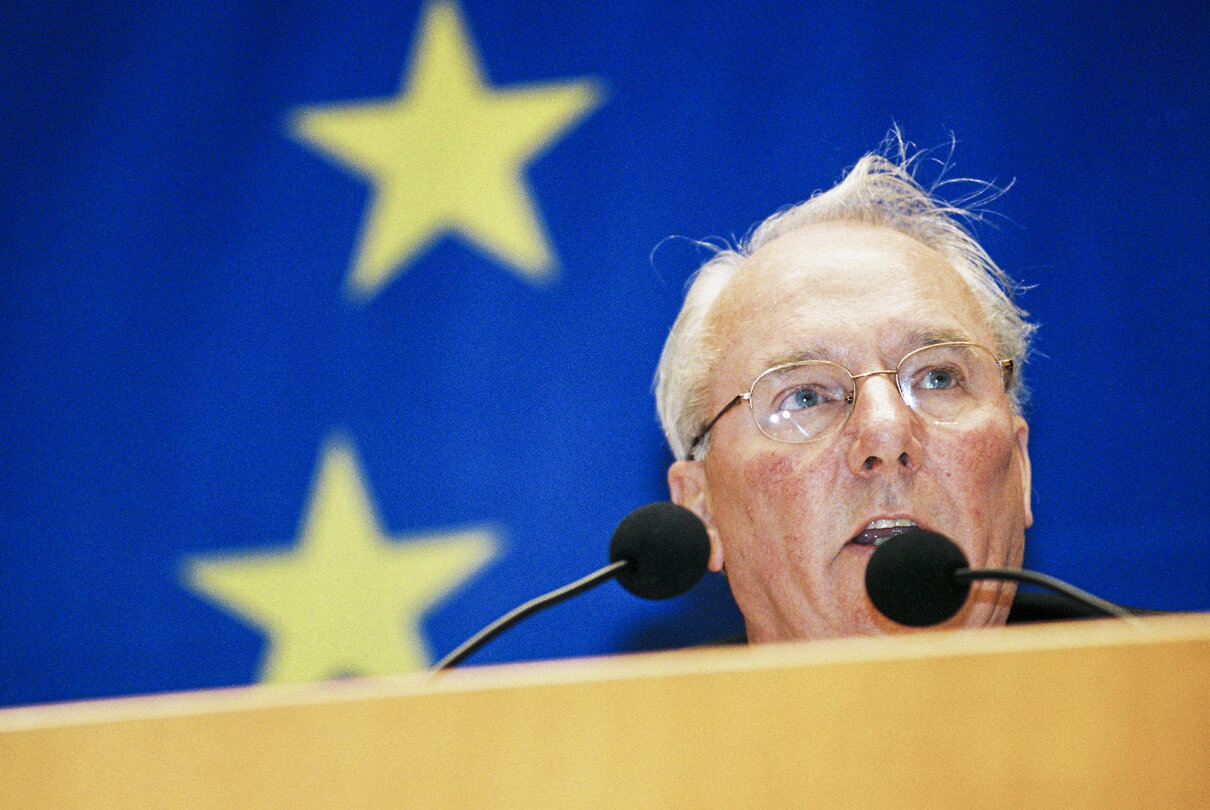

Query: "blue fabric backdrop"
left=3, top=0, right=1207, bottom=707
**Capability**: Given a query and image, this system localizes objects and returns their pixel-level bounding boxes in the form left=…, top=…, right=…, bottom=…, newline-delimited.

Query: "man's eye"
left=781, top=386, right=827, bottom=410
left=920, top=367, right=960, bottom=390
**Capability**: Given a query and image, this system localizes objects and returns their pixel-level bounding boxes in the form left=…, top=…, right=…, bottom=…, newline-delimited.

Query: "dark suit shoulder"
left=711, top=591, right=1155, bottom=645
left=1005, top=590, right=1108, bottom=623
left=1006, top=590, right=1162, bottom=623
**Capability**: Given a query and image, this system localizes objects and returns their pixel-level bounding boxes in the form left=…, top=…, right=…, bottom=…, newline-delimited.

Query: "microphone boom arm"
left=432, top=560, right=629, bottom=672
left=955, top=567, right=1136, bottom=620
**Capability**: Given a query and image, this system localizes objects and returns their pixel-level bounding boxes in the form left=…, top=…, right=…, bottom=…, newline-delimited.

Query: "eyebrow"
left=753, top=328, right=976, bottom=375
left=906, top=327, right=975, bottom=349
left=757, top=345, right=832, bottom=371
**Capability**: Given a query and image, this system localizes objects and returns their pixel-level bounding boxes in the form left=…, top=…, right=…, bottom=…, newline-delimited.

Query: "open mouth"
left=849, top=518, right=918, bottom=547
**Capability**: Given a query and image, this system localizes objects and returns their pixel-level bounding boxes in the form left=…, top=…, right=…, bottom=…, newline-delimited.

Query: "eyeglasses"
left=687, top=341, right=1014, bottom=460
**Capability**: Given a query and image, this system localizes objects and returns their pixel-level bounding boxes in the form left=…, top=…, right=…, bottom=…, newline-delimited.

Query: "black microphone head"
left=864, top=528, right=972, bottom=627
left=609, top=502, right=710, bottom=600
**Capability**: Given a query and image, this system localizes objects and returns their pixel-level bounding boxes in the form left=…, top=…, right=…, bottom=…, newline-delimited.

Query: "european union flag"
left=3, top=0, right=1208, bottom=707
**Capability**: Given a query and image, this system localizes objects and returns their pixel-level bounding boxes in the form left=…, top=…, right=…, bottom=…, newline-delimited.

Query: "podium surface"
left=3, top=613, right=1209, bottom=808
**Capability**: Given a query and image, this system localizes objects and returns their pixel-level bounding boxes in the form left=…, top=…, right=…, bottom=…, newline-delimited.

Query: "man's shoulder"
left=1005, top=590, right=1108, bottom=623
left=710, top=591, right=1151, bottom=645
left=1006, top=590, right=1161, bottom=623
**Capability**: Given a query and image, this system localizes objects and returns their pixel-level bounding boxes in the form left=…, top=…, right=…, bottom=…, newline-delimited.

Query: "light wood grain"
left=3, top=613, right=1208, bottom=808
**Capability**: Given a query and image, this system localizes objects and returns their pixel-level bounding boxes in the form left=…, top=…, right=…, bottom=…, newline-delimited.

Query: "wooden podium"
left=3, top=613, right=1209, bottom=808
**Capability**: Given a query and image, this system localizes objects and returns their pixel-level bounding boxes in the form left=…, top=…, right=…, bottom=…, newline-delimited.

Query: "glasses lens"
left=750, top=362, right=854, bottom=443
left=897, top=343, right=1004, bottom=422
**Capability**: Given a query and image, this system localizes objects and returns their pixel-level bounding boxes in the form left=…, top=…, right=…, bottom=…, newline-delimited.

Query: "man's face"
left=668, top=221, right=1032, bottom=641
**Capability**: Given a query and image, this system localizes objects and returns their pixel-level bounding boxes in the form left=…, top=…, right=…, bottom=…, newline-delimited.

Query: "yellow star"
left=183, top=436, right=498, bottom=681
left=290, top=0, right=605, bottom=300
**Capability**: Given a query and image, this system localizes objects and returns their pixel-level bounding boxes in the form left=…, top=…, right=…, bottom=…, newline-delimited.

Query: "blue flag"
left=3, top=0, right=1208, bottom=707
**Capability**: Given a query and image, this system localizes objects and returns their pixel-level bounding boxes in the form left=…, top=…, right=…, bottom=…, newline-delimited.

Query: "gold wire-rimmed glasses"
left=686, top=341, right=1014, bottom=460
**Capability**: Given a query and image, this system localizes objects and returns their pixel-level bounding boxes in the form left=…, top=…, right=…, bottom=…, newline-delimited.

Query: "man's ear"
left=668, top=460, right=724, bottom=571
left=1014, top=415, right=1033, bottom=529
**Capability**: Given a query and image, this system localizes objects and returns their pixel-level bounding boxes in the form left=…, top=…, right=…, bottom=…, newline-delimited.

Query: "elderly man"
left=655, top=149, right=1034, bottom=642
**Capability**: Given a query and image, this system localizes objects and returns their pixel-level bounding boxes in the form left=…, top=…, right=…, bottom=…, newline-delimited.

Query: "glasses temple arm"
left=687, top=394, right=746, bottom=460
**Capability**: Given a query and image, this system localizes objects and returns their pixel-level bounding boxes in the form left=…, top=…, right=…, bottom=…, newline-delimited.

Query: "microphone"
left=609, top=501, right=712, bottom=599
left=432, top=502, right=710, bottom=671
left=865, top=528, right=1135, bottom=627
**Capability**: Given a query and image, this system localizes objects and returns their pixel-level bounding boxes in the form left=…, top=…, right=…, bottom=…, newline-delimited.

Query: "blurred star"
left=292, top=0, right=605, bottom=299
left=184, top=436, right=499, bottom=680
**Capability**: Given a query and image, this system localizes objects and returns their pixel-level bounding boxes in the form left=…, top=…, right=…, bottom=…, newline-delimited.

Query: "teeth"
left=865, top=518, right=917, bottom=530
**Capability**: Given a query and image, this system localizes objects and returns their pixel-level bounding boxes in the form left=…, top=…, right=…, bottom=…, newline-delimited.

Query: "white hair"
left=655, top=141, right=1036, bottom=461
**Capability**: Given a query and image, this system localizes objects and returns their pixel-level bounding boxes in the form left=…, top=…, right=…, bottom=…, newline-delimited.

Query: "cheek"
left=709, top=454, right=793, bottom=561
left=739, top=452, right=802, bottom=507
left=933, top=419, right=1022, bottom=520
left=713, top=449, right=833, bottom=555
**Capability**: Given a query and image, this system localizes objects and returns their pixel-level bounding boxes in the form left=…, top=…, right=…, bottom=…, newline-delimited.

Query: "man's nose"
left=844, top=373, right=923, bottom=477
